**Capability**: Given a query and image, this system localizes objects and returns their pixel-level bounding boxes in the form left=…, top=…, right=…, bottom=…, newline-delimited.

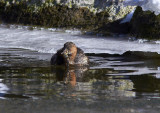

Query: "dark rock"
left=130, top=6, right=160, bottom=39
left=95, top=19, right=131, bottom=35
left=123, top=51, right=160, bottom=59
left=0, top=1, right=135, bottom=35
left=0, top=1, right=110, bottom=31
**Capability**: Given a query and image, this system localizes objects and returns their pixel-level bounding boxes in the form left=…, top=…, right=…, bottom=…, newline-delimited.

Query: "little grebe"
left=51, top=42, right=89, bottom=66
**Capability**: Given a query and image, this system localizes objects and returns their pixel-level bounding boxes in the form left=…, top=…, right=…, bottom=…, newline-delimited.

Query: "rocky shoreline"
left=1, top=0, right=159, bottom=39
left=0, top=0, right=135, bottom=35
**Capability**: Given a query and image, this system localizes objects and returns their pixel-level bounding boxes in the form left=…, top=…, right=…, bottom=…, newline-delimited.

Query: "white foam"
left=137, top=39, right=148, bottom=44
left=155, top=41, right=160, bottom=44
left=48, top=28, right=56, bottom=32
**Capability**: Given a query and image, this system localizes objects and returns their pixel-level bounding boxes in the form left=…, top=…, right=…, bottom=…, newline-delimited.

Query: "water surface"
left=0, top=25, right=160, bottom=113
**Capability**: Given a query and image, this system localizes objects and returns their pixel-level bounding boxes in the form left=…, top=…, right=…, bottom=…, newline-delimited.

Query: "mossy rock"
left=130, top=6, right=160, bottom=39
left=0, top=1, right=110, bottom=31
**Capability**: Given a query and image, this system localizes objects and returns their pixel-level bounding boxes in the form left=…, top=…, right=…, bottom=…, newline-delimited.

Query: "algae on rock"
left=0, top=0, right=136, bottom=35
left=2, top=0, right=135, bottom=22
left=0, top=1, right=110, bottom=30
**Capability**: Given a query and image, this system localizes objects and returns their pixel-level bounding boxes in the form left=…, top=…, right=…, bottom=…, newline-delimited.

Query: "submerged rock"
left=123, top=51, right=160, bottom=59
left=130, top=6, right=160, bottom=39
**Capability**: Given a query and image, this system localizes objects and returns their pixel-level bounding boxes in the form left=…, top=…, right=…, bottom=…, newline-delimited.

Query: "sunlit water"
left=1, top=25, right=160, bottom=113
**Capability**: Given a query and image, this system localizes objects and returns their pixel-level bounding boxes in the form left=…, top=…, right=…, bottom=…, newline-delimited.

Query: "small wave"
left=65, top=30, right=82, bottom=35
left=155, top=41, right=160, bottom=44
left=0, top=24, right=82, bottom=35
left=137, top=39, right=148, bottom=43
left=48, top=28, right=56, bottom=32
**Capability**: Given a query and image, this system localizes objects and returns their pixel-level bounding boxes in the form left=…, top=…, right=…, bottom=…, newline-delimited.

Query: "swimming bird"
left=50, top=42, right=89, bottom=67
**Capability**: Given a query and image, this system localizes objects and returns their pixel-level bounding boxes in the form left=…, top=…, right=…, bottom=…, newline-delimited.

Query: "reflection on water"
left=0, top=47, right=137, bottom=100
left=0, top=79, right=9, bottom=99
left=0, top=79, right=9, bottom=93
left=1, top=48, right=160, bottom=112
left=52, top=66, right=135, bottom=100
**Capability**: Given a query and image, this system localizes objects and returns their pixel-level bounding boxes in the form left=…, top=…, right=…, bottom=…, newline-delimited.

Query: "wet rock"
left=130, top=6, right=160, bottom=39
left=123, top=51, right=160, bottom=59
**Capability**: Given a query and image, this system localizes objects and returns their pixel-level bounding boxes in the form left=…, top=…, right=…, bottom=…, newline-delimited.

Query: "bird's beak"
left=61, top=49, right=68, bottom=57
left=61, top=49, right=70, bottom=66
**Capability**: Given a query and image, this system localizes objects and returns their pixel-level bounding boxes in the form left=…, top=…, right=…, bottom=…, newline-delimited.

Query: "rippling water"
left=1, top=25, right=160, bottom=113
